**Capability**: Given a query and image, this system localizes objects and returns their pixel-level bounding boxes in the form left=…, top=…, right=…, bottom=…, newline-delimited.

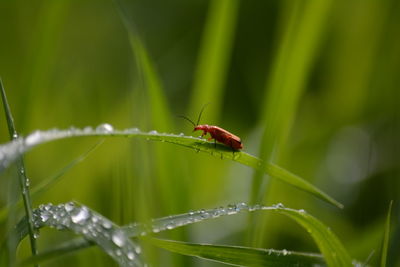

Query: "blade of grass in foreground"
left=380, top=201, right=393, bottom=267
left=148, top=238, right=325, bottom=267
left=17, top=203, right=144, bottom=266
left=16, top=203, right=351, bottom=266
left=0, top=127, right=342, bottom=208
left=0, top=79, right=38, bottom=265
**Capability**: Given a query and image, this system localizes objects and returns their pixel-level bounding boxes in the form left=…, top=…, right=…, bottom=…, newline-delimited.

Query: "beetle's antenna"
left=196, top=103, right=210, bottom=126
left=177, top=115, right=196, bottom=127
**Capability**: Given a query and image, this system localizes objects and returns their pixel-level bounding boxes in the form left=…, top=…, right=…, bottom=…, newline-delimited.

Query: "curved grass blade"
left=148, top=238, right=325, bottom=267
left=380, top=201, right=393, bottom=267
left=15, top=203, right=351, bottom=266
left=0, top=140, right=103, bottom=223
left=15, top=202, right=143, bottom=266
left=0, top=127, right=342, bottom=208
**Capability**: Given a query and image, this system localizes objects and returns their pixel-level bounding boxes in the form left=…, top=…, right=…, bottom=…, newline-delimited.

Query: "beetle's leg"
left=214, top=139, right=217, bottom=148
left=230, top=140, right=235, bottom=157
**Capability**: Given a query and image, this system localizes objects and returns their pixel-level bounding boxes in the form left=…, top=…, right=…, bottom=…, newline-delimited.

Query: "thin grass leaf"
left=380, top=201, right=393, bottom=267
left=250, top=0, right=334, bottom=246
left=0, top=127, right=341, bottom=207
left=116, top=2, right=189, bottom=228
left=148, top=238, right=326, bottom=267
left=0, top=78, right=39, bottom=264
left=0, top=141, right=103, bottom=223
left=16, top=203, right=351, bottom=266
left=274, top=207, right=352, bottom=266
left=188, top=0, right=239, bottom=122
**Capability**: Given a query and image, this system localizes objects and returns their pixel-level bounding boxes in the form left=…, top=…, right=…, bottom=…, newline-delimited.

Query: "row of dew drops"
left=32, top=202, right=300, bottom=266
left=0, top=123, right=209, bottom=172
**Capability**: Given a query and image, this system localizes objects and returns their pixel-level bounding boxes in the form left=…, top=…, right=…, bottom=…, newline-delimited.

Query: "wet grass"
left=0, top=0, right=399, bottom=266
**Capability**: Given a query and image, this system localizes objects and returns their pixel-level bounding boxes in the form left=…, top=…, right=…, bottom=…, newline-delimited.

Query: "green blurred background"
left=0, top=0, right=399, bottom=266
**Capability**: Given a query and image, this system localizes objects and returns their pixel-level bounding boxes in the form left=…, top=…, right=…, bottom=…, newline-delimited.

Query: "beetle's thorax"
left=194, top=124, right=210, bottom=131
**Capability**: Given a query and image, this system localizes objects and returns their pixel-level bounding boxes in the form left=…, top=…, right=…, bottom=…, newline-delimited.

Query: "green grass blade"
left=188, top=0, right=239, bottom=122
left=274, top=207, right=352, bottom=266
left=0, top=141, right=102, bottom=223
left=116, top=0, right=173, bottom=132
left=0, top=127, right=341, bottom=207
left=0, top=78, right=17, bottom=138
left=17, top=203, right=144, bottom=266
left=148, top=238, right=326, bottom=267
left=250, top=0, right=335, bottom=246
left=380, top=201, right=393, bottom=267
left=15, top=204, right=351, bottom=266
left=116, top=2, right=188, bottom=225
left=128, top=35, right=173, bottom=132
left=0, top=78, right=39, bottom=264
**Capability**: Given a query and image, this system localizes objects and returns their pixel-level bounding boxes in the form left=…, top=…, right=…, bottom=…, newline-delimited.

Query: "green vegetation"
left=0, top=0, right=398, bottom=266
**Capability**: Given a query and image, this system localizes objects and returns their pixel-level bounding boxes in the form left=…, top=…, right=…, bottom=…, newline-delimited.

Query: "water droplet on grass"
left=127, top=252, right=135, bottom=260
left=96, top=123, right=114, bottom=133
left=71, top=207, right=90, bottom=224
left=112, top=230, right=126, bottom=247
left=102, top=221, right=112, bottom=229
left=33, top=231, right=40, bottom=239
left=40, top=213, right=50, bottom=222
left=83, top=126, right=93, bottom=133
left=65, top=202, right=75, bottom=212
left=273, top=203, right=285, bottom=209
left=25, top=131, right=42, bottom=146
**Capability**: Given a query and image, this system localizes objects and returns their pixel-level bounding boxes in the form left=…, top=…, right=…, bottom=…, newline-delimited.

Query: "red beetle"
left=178, top=105, right=243, bottom=150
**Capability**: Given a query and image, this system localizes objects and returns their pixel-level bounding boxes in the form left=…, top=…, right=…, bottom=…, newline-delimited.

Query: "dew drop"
left=298, top=209, right=305, bottom=213
left=149, top=130, right=158, bottom=135
left=96, top=123, right=114, bottom=133
left=25, top=178, right=30, bottom=187
left=273, top=203, right=285, bottom=209
left=83, top=126, right=93, bottom=133
left=166, top=222, right=175, bottom=230
left=227, top=204, right=238, bottom=214
left=116, top=249, right=122, bottom=256
left=102, top=220, right=112, bottom=229
left=40, top=213, right=50, bottom=222
left=64, top=202, right=75, bottom=212
left=135, top=246, right=142, bottom=254
left=71, top=207, right=90, bottom=224
left=282, top=249, right=288, bottom=256
left=25, top=131, right=42, bottom=146
left=33, top=231, right=40, bottom=239
left=112, top=230, right=126, bottom=247
left=236, top=202, right=248, bottom=211
left=127, top=251, right=135, bottom=260
left=249, top=204, right=261, bottom=211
